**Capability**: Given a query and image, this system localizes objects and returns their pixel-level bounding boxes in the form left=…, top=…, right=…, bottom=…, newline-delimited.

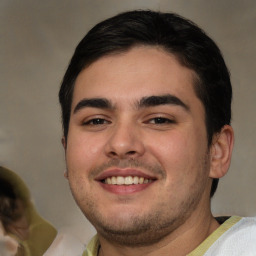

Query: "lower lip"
left=99, top=182, right=154, bottom=194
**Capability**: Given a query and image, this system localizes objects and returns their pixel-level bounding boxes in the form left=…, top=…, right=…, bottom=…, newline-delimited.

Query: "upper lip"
left=95, top=168, right=157, bottom=181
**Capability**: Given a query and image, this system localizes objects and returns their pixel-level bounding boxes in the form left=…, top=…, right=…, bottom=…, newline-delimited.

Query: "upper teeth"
left=104, top=176, right=152, bottom=185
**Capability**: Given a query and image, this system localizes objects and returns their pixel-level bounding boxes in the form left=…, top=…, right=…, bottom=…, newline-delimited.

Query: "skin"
left=64, top=46, right=234, bottom=256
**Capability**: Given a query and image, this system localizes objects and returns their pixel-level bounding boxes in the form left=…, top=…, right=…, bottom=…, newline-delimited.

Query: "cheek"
left=146, top=130, right=207, bottom=181
left=147, top=131, right=193, bottom=165
left=66, top=131, right=105, bottom=170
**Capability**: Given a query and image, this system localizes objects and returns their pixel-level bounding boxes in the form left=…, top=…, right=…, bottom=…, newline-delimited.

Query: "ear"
left=64, top=170, right=69, bottom=179
left=61, top=136, right=67, bottom=150
left=61, top=136, right=69, bottom=179
left=209, top=125, right=234, bottom=179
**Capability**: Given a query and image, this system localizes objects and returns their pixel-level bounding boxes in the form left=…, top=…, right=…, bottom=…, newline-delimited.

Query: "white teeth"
left=116, top=176, right=125, bottom=185
left=139, top=177, right=144, bottom=184
left=125, top=176, right=133, bottom=185
left=111, top=176, right=117, bottom=185
left=104, top=176, right=153, bottom=185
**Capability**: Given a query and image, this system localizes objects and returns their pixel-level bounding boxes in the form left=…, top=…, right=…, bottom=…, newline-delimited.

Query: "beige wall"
left=1, top=0, right=255, bottom=242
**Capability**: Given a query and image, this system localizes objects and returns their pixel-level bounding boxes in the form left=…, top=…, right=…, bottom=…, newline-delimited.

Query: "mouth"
left=95, top=168, right=157, bottom=194
left=102, top=176, right=154, bottom=185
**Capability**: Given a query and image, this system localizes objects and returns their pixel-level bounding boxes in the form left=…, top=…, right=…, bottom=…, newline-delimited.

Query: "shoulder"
left=82, top=235, right=100, bottom=256
left=43, top=231, right=85, bottom=256
left=205, top=216, right=256, bottom=256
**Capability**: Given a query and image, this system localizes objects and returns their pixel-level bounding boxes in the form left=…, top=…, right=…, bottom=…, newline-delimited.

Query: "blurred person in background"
left=0, top=166, right=57, bottom=256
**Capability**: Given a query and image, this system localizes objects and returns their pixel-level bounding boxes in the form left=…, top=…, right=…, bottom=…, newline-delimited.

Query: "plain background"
left=1, top=0, right=256, bottom=243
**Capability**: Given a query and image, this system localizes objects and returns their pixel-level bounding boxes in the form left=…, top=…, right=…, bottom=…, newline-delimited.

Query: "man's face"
left=65, top=46, right=213, bottom=245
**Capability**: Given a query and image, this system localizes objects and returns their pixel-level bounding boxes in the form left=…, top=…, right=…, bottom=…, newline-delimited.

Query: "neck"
left=98, top=211, right=219, bottom=256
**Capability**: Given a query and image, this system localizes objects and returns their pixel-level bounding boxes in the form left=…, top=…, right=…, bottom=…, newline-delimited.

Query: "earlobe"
left=209, top=125, right=234, bottom=179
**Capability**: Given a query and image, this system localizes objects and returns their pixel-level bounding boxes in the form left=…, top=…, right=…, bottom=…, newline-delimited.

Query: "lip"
left=99, top=182, right=154, bottom=194
left=95, top=168, right=157, bottom=181
left=95, top=168, right=157, bottom=195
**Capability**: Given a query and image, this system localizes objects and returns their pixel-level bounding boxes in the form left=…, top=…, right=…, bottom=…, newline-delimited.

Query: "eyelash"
left=82, top=116, right=175, bottom=127
left=147, top=117, right=175, bottom=125
left=83, top=118, right=111, bottom=126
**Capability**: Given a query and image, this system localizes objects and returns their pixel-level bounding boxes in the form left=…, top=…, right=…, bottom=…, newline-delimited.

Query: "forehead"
left=72, top=46, right=200, bottom=109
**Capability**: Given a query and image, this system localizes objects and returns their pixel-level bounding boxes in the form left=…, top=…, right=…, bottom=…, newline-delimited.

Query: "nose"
left=104, top=120, right=145, bottom=159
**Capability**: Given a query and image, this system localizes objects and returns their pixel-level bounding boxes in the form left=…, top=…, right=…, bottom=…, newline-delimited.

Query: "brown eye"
left=149, top=117, right=174, bottom=124
left=84, top=118, right=109, bottom=125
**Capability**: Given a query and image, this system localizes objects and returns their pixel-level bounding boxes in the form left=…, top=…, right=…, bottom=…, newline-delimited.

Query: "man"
left=58, top=10, right=256, bottom=255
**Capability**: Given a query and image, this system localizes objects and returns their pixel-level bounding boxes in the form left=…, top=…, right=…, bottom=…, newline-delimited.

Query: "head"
left=59, top=10, right=233, bottom=247
left=0, top=177, right=19, bottom=225
left=0, top=177, right=28, bottom=241
left=59, top=10, right=232, bottom=198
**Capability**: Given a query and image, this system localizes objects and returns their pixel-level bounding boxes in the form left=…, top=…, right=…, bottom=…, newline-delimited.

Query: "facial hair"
left=70, top=156, right=210, bottom=247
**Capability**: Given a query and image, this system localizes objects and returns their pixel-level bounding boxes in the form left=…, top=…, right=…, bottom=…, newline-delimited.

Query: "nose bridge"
left=105, top=116, right=144, bottom=158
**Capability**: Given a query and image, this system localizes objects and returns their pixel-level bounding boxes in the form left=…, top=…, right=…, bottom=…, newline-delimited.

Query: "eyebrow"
left=73, top=94, right=189, bottom=114
left=138, top=94, right=189, bottom=111
left=73, top=98, right=113, bottom=113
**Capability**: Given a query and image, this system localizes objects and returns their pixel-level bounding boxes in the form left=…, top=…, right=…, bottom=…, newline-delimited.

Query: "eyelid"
left=81, top=114, right=111, bottom=125
left=147, top=117, right=175, bottom=124
left=83, top=118, right=110, bottom=125
left=143, top=112, right=176, bottom=122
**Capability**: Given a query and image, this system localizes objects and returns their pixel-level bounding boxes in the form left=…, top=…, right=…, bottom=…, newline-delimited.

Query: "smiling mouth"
left=102, top=176, right=154, bottom=185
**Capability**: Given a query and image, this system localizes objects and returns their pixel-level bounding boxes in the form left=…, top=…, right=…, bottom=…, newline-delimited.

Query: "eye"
left=148, top=117, right=175, bottom=124
left=83, top=118, right=110, bottom=126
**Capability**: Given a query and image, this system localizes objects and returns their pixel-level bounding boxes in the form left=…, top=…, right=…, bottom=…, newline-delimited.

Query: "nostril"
left=108, top=150, right=137, bottom=158
left=109, top=151, right=118, bottom=156
left=127, top=151, right=137, bottom=155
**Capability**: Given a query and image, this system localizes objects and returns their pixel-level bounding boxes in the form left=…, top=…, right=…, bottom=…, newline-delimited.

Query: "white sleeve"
left=204, top=217, right=256, bottom=256
left=43, top=231, right=85, bottom=256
